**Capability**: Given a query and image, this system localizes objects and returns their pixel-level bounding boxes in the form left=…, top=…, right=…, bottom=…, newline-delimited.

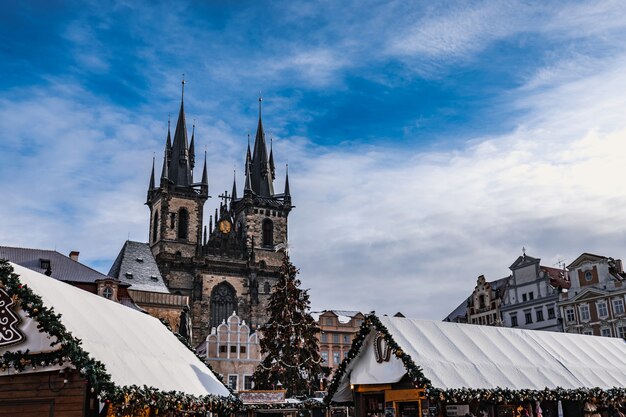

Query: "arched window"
left=211, top=283, right=237, bottom=327
left=264, top=281, right=271, bottom=294
left=478, top=294, right=486, bottom=309
left=178, top=208, right=189, bottom=240
left=237, top=221, right=244, bottom=241
left=262, top=218, right=273, bottom=246
left=152, top=211, right=159, bottom=243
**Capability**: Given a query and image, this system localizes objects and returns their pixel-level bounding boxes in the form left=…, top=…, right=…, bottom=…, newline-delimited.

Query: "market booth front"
left=0, top=261, right=237, bottom=417
left=327, top=315, right=626, bottom=417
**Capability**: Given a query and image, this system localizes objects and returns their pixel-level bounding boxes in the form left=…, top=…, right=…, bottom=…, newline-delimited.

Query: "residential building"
left=313, top=310, right=364, bottom=377
left=199, top=311, right=262, bottom=391
left=109, top=240, right=189, bottom=332
left=0, top=245, right=133, bottom=304
left=500, top=253, right=567, bottom=331
left=559, top=253, right=626, bottom=337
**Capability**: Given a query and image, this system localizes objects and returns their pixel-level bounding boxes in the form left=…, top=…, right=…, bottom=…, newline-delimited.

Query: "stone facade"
left=145, top=93, right=292, bottom=347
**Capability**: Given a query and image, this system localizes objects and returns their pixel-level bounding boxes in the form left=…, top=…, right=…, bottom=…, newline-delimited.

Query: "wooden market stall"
left=326, top=315, right=626, bottom=417
left=0, top=261, right=237, bottom=416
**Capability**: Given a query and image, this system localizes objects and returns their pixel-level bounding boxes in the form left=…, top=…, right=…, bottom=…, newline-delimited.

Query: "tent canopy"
left=331, top=315, right=626, bottom=403
left=6, top=262, right=230, bottom=398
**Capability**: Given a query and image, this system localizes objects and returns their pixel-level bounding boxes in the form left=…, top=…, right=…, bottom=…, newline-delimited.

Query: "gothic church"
left=145, top=85, right=291, bottom=346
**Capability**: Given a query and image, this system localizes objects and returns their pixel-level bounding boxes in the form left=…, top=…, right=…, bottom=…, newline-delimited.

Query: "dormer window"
left=103, top=287, right=113, bottom=300
left=125, top=272, right=133, bottom=279
left=136, top=257, right=144, bottom=263
left=40, top=259, right=50, bottom=270
left=150, top=275, right=159, bottom=281
left=584, top=271, right=593, bottom=281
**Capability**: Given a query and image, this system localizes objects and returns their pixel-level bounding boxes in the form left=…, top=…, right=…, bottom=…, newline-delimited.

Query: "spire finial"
left=522, top=246, right=526, bottom=257
left=181, top=74, right=186, bottom=101
left=258, top=93, right=262, bottom=120
left=168, top=114, right=171, bottom=130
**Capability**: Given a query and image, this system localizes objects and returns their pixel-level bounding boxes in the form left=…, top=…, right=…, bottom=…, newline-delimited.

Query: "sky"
left=2, top=1, right=626, bottom=320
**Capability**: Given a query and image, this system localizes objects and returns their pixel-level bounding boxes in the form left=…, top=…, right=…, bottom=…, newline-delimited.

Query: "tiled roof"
left=108, top=241, right=170, bottom=293
left=0, top=245, right=113, bottom=284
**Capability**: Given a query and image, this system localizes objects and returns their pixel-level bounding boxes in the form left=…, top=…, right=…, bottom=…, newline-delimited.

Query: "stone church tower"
left=146, top=84, right=292, bottom=346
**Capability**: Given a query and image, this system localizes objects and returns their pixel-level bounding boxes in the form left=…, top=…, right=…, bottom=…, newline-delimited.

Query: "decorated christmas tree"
left=253, top=256, right=324, bottom=397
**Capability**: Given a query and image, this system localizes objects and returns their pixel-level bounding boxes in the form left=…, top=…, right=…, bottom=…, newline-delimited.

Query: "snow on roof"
left=331, top=315, right=626, bottom=402
left=311, top=310, right=362, bottom=324
left=9, top=262, right=230, bottom=398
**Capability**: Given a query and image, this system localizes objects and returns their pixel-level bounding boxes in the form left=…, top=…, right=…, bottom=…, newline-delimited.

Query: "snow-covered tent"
left=327, top=315, right=626, bottom=417
left=0, top=261, right=236, bottom=416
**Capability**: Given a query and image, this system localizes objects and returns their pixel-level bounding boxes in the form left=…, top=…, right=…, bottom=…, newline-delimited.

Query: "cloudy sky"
left=2, top=1, right=626, bottom=319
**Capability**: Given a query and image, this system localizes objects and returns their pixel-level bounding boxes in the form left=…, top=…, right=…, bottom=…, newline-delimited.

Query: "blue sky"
left=3, top=1, right=626, bottom=319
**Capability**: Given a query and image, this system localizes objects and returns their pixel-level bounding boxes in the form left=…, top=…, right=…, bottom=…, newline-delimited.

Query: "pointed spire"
left=214, top=208, right=218, bottom=225
left=250, top=96, right=274, bottom=197
left=231, top=170, right=238, bottom=200
left=203, top=225, right=208, bottom=245
left=160, top=147, right=169, bottom=181
left=201, top=150, right=208, bottom=194
left=168, top=78, right=192, bottom=187
left=244, top=161, right=252, bottom=194
left=269, top=137, right=276, bottom=180
left=284, top=163, right=290, bottom=198
left=189, top=122, right=196, bottom=170
left=166, top=116, right=172, bottom=153
left=148, top=155, right=155, bottom=191
left=209, top=215, right=213, bottom=234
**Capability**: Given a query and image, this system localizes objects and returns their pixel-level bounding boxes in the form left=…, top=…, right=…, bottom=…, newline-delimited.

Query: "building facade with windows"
left=313, top=310, right=364, bottom=380
left=559, top=253, right=626, bottom=338
left=199, top=311, right=262, bottom=391
left=500, top=253, right=565, bottom=331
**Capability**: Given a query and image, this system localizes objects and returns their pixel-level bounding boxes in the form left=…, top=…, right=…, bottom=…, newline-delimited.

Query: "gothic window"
left=262, top=218, right=273, bottom=246
left=211, top=283, right=237, bottom=327
left=237, top=221, right=244, bottom=241
left=264, top=281, right=271, bottom=294
left=178, top=208, right=189, bottom=240
left=152, top=211, right=159, bottom=243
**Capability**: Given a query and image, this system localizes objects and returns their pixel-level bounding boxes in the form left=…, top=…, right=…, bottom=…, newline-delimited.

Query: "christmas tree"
left=253, top=256, right=324, bottom=397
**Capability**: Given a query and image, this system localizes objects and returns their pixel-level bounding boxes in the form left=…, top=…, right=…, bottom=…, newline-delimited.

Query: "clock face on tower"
left=218, top=220, right=232, bottom=234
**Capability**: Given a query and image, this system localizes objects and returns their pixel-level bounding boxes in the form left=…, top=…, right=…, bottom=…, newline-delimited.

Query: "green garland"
left=0, top=260, right=239, bottom=416
left=325, top=313, right=626, bottom=406
left=324, top=313, right=431, bottom=405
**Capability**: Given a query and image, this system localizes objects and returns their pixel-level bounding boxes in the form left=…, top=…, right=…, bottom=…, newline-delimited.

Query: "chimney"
left=615, top=259, right=623, bottom=273
left=69, top=251, right=79, bottom=262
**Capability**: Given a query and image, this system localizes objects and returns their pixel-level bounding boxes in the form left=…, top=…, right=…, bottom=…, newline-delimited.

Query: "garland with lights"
left=325, top=313, right=626, bottom=406
left=0, top=260, right=239, bottom=416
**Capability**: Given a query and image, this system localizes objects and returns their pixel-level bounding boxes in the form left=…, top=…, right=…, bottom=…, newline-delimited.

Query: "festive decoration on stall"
left=0, top=287, right=24, bottom=347
left=0, top=260, right=240, bottom=416
left=253, top=256, right=325, bottom=397
left=324, top=311, right=626, bottom=406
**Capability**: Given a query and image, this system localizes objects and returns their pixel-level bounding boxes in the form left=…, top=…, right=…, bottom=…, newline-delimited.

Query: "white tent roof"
left=9, top=263, right=230, bottom=398
left=332, top=315, right=626, bottom=402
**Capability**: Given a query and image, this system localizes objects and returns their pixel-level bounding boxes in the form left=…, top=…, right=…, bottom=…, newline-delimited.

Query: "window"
left=478, top=294, right=486, bottom=309
left=613, top=298, right=625, bottom=316
left=617, top=326, right=626, bottom=338
left=103, top=287, right=113, bottom=300
left=178, top=208, right=189, bottom=240
left=579, top=305, right=590, bottom=321
left=343, top=335, right=350, bottom=343
left=522, top=293, right=527, bottom=302
left=584, top=271, right=593, bottom=281
left=597, top=302, right=608, bottom=318
left=510, top=314, right=518, bottom=327
left=333, top=334, right=340, bottom=344
left=565, top=308, right=576, bottom=322
left=220, top=346, right=226, bottom=353
left=244, top=375, right=253, bottom=390
left=321, top=351, right=328, bottom=364
left=210, top=282, right=237, bottom=327
left=582, top=329, right=593, bottom=336
left=230, top=346, right=237, bottom=353
left=326, top=318, right=333, bottom=325
left=264, top=282, right=271, bottom=294
left=321, top=333, right=327, bottom=343
left=525, top=311, right=533, bottom=324
left=344, top=351, right=349, bottom=359
left=228, top=375, right=238, bottom=391
left=40, top=259, right=51, bottom=270
left=240, top=346, right=247, bottom=354
left=601, top=328, right=612, bottom=337
left=536, top=310, right=544, bottom=322
left=170, top=212, right=176, bottom=228
left=529, top=292, right=534, bottom=300
left=152, top=211, right=159, bottom=242
left=547, top=307, right=555, bottom=319
left=262, top=218, right=273, bottom=246
left=333, top=351, right=341, bottom=366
